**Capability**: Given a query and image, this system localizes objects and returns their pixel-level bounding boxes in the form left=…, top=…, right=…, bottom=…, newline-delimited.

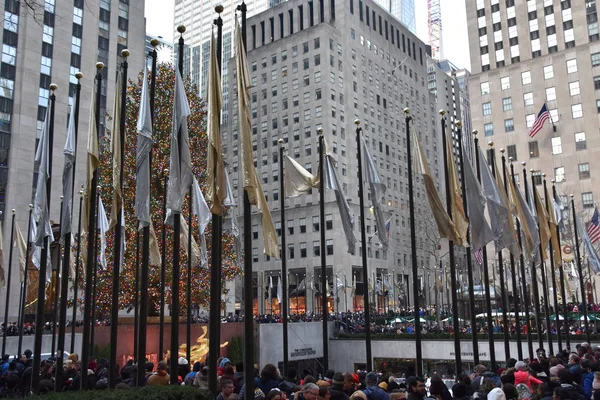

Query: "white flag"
left=361, top=136, right=388, bottom=250
left=277, top=275, right=283, bottom=304
left=33, top=106, right=53, bottom=246
left=14, top=222, right=27, bottom=283
left=61, top=96, right=77, bottom=236
left=192, top=177, right=211, bottom=267
left=135, top=66, right=153, bottom=229
left=98, top=196, right=109, bottom=269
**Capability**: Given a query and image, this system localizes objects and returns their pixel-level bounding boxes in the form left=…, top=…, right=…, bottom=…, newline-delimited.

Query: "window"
left=551, top=137, right=562, bottom=154
left=507, top=144, right=517, bottom=160
left=252, top=248, right=258, bottom=262
left=299, top=218, right=306, bottom=233
left=502, top=97, right=512, bottom=111
left=544, top=65, right=554, bottom=79
left=300, top=242, right=307, bottom=258
left=579, top=163, right=590, bottom=179
left=326, top=214, right=333, bottom=230
left=546, top=87, right=556, bottom=101
left=554, top=166, right=565, bottom=182
left=480, top=81, right=490, bottom=95
left=504, top=118, right=514, bottom=132
left=522, top=71, right=532, bottom=85
left=500, top=76, right=510, bottom=90
left=532, top=170, right=543, bottom=185
left=567, top=58, right=578, bottom=73
left=583, top=192, right=594, bottom=209
left=592, top=52, right=600, bottom=66
left=312, top=216, right=320, bottom=231
left=575, top=132, right=586, bottom=150
left=484, top=123, right=493, bottom=136
left=523, top=92, right=534, bottom=107
left=569, top=81, right=580, bottom=96
left=326, top=239, right=333, bottom=255
left=313, top=241, right=320, bottom=256
left=529, top=141, right=539, bottom=158
left=572, top=103, right=583, bottom=118
left=482, top=102, right=492, bottom=115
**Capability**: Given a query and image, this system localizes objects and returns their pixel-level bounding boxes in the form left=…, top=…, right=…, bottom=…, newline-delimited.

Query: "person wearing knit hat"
left=514, top=361, right=542, bottom=391
left=549, top=364, right=566, bottom=378
left=363, top=372, right=390, bottom=400
left=331, top=372, right=350, bottom=400
left=379, top=382, right=388, bottom=392
left=487, top=387, right=506, bottom=400
left=318, top=379, right=332, bottom=387
left=350, top=391, right=368, bottom=400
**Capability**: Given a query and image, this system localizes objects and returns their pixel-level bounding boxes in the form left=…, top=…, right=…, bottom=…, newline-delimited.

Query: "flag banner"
left=323, top=149, right=357, bottom=254
left=166, top=69, right=193, bottom=222
left=110, top=71, right=123, bottom=230
left=361, top=136, right=389, bottom=250
left=277, top=275, right=282, bottom=304
left=235, top=20, right=279, bottom=258
left=206, top=31, right=226, bottom=215
left=506, top=170, right=539, bottom=261
left=269, top=275, right=274, bottom=300
left=326, top=279, right=331, bottom=296
left=445, top=131, right=469, bottom=247
left=223, top=171, right=241, bottom=267
left=192, top=176, right=212, bottom=267
left=284, top=155, right=318, bottom=197
left=546, top=189, right=562, bottom=268
left=61, top=95, right=77, bottom=237
left=414, top=128, right=459, bottom=242
left=223, top=170, right=236, bottom=208
left=333, top=277, right=345, bottom=297
left=474, top=248, right=484, bottom=265
left=181, top=214, right=201, bottom=266
left=534, top=186, right=551, bottom=260
left=33, top=106, right=53, bottom=246
left=15, top=222, right=27, bottom=283
left=98, top=196, right=109, bottom=269
left=82, top=85, right=99, bottom=245
left=529, top=103, right=549, bottom=138
left=119, top=206, right=126, bottom=271
left=575, top=213, right=600, bottom=274
left=587, top=208, right=600, bottom=244
left=463, top=147, right=494, bottom=250
left=135, top=67, right=153, bottom=229
left=0, top=219, right=4, bottom=287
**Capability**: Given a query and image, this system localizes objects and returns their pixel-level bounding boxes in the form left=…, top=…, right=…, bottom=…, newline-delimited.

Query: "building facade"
left=466, top=0, right=600, bottom=300
left=223, top=0, right=449, bottom=315
left=0, top=0, right=146, bottom=318
left=372, top=0, right=416, bottom=34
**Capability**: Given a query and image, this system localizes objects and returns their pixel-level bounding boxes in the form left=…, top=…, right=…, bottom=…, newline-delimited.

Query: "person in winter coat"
left=147, top=361, right=170, bottom=386
left=407, top=377, right=426, bottom=400
left=513, top=362, right=542, bottom=391
left=568, top=355, right=583, bottom=385
left=557, top=370, right=587, bottom=400
left=362, top=372, right=389, bottom=400
left=256, top=364, right=282, bottom=395
left=330, top=373, right=350, bottom=400
left=580, top=360, right=595, bottom=399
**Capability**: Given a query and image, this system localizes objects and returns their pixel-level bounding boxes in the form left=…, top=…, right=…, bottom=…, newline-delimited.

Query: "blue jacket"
left=583, top=372, right=594, bottom=399
left=363, top=385, right=390, bottom=400
left=569, top=364, right=583, bottom=385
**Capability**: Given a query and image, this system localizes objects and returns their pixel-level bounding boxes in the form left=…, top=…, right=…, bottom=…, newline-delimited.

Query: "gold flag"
left=547, top=194, right=562, bottom=268
left=534, top=186, right=551, bottom=260
left=181, top=215, right=201, bottom=266
left=414, top=128, right=458, bottom=242
left=206, top=32, right=226, bottom=215
left=235, top=20, right=279, bottom=258
left=15, top=222, right=27, bottom=283
left=149, top=222, right=162, bottom=267
left=110, top=71, right=123, bottom=229
left=445, top=130, right=469, bottom=247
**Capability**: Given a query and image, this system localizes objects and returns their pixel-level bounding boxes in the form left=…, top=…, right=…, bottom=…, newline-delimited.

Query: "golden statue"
left=165, top=325, right=229, bottom=364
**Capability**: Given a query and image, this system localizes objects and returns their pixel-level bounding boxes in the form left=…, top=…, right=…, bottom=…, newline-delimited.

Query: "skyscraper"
left=372, top=0, right=416, bottom=34
left=222, top=0, right=450, bottom=314
left=466, top=0, right=600, bottom=297
left=0, top=0, right=146, bottom=318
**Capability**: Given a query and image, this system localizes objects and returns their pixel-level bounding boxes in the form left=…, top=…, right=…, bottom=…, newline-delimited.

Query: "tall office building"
left=0, top=0, right=146, bottom=317
left=467, top=0, right=600, bottom=299
left=174, top=0, right=269, bottom=123
left=223, top=0, right=449, bottom=314
left=372, top=0, right=416, bottom=34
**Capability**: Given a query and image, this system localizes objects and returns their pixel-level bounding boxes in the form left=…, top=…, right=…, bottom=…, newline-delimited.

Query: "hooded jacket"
left=363, top=385, right=390, bottom=400
left=514, top=371, right=542, bottom=390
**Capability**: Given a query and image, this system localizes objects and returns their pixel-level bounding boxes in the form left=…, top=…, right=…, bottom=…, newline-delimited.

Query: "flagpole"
left=278, top=139, right=289, bottom=375
left=160, top=169, right=167, bottom=360
left=570, top=195, right=591, bottom=344
left=472, top=132, right=496, bottom=370
left=51, top=197, right=63, bottom=360
left=455, top=121, right=479, bottom=365
left=236, top=4, right=255, bottom=397
left=403, top=110, right=422, bottom=376
left=317, top=127, right=329, bottom=371
left=70, top=189, right=84, bottom=354
left=186, top=189, right=192, bottom=364
left=57, top=72, right=82, bottom=389
left=491, top=148, right=510, bottom=361
left=531, top=170, right=553, bottom=355
left=1, top=209, right=15, bottom=357
left=522, top=166, right=543, bottom=350
left=90, top=188, right=101, bottom=356
left=17, top=207, right=33, bottom=359
left=170, top=24, right=186, bottom=386
left=354, top=120, right=372, bottom=371
left=543, top=177, right=562, bottom=351
left=553, top=182, right=570, bottom=349
left=505, top=156, right=523, bottom=360
left=207, top=6, right=224, bottom=393
left=133, top=229, right=139, bottom=368
left=439, top=110, right=461, bottom=374
left=31, top=83, right=57, bottom=393
left=109, top=49, right=129, bottom=388
left=80, top=62, right=103, bottom=391
left=510, top=160, right=534, bottom=360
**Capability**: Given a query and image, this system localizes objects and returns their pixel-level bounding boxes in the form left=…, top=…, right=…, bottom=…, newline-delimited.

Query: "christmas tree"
left=76, top=63, right=241, bottom=316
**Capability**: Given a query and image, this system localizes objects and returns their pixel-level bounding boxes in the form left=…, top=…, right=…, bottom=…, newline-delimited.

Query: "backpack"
left=515, top=383, right=532, bottom=399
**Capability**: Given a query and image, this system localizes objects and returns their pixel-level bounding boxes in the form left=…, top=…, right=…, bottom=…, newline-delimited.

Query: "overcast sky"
left=145, top=0, right=471, bottom=70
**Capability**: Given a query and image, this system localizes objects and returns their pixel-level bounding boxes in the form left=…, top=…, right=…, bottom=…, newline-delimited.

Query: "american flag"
left=474, top=248, right=484, bottom=265
left=587, top=207, right=600, bottom=244
left=384, top=217, right=392, bottom=239
left=528, top=103, right=550, bottom=138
